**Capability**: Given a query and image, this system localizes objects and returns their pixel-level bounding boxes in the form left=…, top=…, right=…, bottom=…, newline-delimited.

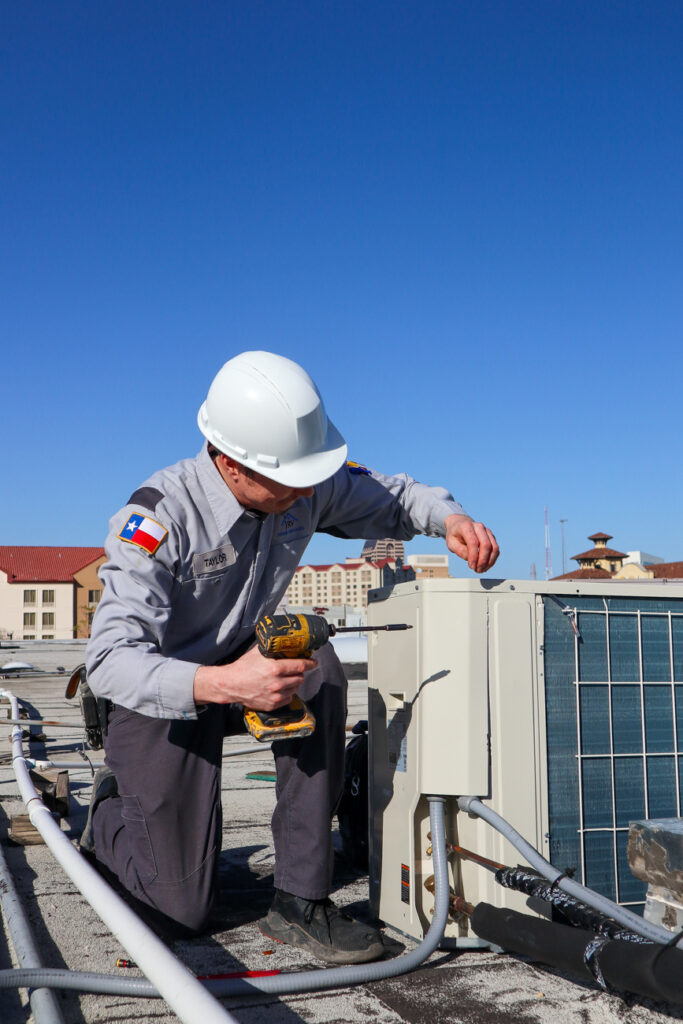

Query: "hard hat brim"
left=198, top=403, right=348, bottom=488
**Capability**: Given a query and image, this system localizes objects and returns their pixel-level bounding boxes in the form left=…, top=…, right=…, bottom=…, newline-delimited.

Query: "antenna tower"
left=559, top=518, right=568, bottom=576
left=544, top=506, right=553, bottom=580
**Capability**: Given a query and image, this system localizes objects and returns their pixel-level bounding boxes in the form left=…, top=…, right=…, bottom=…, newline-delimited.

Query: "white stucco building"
left=0, top=547, right=106, bottom=640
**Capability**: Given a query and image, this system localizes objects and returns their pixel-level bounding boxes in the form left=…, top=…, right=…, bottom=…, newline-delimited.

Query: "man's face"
left=217, top=456, right=314, bottom=514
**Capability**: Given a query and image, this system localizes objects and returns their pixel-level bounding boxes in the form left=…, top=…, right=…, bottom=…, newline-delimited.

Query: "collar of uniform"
left=196, top=444, right=257, bottom=536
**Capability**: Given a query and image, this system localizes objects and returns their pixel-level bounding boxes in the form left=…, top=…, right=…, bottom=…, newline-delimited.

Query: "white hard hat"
left=197, top=351, right=348, bottom=487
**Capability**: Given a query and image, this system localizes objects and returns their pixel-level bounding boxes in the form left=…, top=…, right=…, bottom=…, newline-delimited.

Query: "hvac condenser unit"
left=366, top=578, right=683, bottom=942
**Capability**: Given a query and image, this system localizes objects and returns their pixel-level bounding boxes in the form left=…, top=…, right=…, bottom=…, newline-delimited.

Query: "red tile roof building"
left=649, top=561, right=683, bottom=580
left=0, top=547, right=105, bottom=582
left=0, top=546, right=106, bottom=640
left=553, top=533, right=682, bottom=582
left=552, top=566, right=614, bottom=581
left=285, top=558, right=415, bottom=609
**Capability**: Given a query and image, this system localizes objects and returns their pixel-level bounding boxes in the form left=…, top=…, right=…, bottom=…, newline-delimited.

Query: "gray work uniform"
left=85, top=445, right=465, bottom=931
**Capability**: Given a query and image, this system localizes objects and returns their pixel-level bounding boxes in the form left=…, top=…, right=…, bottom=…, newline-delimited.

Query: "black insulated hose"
left=495, top=866, right=651, bottom=944
left=470, top=903, right=683, bottom=1005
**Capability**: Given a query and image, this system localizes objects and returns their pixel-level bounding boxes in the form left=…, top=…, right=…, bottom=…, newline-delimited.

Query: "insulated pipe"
left=0, top=690, right=239, bottom=1024
left=0, top=796, right=452, bottom=1000
left=458, top=795, right=683, bottom=949
left=0, top=835, right=66, bottom=1024
left=470, top=903, right=683, bottom=1004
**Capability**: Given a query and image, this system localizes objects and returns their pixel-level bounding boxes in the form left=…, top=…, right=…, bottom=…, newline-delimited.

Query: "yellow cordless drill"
left=244, top=612, right=411, bottom=742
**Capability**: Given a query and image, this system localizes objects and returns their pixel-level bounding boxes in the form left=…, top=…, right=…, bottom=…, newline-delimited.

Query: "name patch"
left=192, top=543, right=236, bottom=577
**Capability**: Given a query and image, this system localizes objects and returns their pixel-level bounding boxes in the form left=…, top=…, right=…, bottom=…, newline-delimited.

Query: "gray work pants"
left=90, top=644, right=347, bottom=932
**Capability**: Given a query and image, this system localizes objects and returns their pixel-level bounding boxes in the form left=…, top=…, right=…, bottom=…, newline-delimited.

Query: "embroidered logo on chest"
left=277, top=512, right=307, bottom=541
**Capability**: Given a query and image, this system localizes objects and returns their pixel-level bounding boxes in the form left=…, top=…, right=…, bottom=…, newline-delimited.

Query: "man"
left=84, top=350, right=498, bottom=964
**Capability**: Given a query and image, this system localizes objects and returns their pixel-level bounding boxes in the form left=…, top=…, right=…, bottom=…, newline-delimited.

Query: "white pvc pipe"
left=1, top=690, right=238, bottom=1024
left=6, top=718, right=82, bottom=729
left=0, top=837, right=66, bottom=1023
left=24, top=759, right=105, bottom=771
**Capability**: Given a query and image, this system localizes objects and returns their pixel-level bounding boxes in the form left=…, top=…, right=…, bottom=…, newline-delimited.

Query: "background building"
left=285, top=538, right=451, bottom=610
left=406, top=553, right=450, bottom=579
left=622, top=551, right=665, bottom=567
left=285, top=557, right=415, bottom=609
left=0, top=547, right=106, bottom=640
left=554, top=533, right=682, bottom=582
left=360, top=538, right=406, bottom=562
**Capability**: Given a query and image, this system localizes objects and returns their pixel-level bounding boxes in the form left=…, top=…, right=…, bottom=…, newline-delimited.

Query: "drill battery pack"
left=243, top=695, right=316, bottom=743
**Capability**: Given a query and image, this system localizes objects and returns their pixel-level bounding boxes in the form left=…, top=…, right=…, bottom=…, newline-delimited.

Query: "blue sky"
left=2, top=2, right=681, bottom=579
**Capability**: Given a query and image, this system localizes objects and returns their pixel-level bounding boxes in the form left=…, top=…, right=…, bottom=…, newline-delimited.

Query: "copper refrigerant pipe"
left=423, top=875, right=474, bottom=917
left=427, top=833, right=505, bottom=872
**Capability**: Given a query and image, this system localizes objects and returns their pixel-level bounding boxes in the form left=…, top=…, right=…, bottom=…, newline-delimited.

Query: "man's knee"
left=91, top=788, right=220, bottom=934
left=315, top=640, right=347, bottom=679
left=148, top=883, right=215, bottom=934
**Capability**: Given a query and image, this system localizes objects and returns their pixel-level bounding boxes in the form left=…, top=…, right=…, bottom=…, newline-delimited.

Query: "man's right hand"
left=193, top=645, right=316, bottom=709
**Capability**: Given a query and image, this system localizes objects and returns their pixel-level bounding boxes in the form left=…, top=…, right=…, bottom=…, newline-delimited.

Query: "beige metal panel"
left=368, top=581, right=491, bottom=939
left=368, top=583, right=489, bottom=795
left=368, top=586, right=421, bottom=935
left=367, top=587, right=418, bottom=931
left=454, top=594, right=543, bottom=917
left=368, top=579, right=547, bottom=938
left=418, top=588, right=489, bottom=795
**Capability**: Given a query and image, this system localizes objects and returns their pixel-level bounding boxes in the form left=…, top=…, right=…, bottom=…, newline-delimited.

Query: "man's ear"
left=215, top=453, right=239, bottom=484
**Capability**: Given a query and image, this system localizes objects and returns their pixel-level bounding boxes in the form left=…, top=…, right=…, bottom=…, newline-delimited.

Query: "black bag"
left=336, top=720, right=369, bottom=872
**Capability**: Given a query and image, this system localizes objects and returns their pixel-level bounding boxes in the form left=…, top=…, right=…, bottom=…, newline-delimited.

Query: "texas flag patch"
left=118, top=514, right=168, bottom=555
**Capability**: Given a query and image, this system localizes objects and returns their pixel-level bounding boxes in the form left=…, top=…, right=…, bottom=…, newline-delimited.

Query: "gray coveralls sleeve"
left=84, top=449, right=468, bottom=932
left=86, top=506, right=199, bottom=719
left=314, top=464, right=466, bottom=541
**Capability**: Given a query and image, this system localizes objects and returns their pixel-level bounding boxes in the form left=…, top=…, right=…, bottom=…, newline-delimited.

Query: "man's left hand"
left=444, top=513, right=500, bottom=574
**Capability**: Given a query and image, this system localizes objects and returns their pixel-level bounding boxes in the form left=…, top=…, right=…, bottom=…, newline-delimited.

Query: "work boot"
left=259, top=890, right=385, bottom=964
left=79, top=766, right=118, bottom=854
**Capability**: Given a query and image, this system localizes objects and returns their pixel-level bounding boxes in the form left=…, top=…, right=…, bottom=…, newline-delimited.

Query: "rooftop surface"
left=1, top=640, right=682, bottom=1024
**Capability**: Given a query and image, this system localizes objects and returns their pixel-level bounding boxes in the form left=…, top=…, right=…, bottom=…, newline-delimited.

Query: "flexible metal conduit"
left=0, top=833, right=66, bottom=1024
left=458, top=795, right=683, bottom=949
left=0, top=689, right=239, bottom=1024
left=0, top=796, right=451, bottom=1000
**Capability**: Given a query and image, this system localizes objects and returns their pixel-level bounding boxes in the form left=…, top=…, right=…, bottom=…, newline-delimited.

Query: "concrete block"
left=627, top=818, right=683, bottom=901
